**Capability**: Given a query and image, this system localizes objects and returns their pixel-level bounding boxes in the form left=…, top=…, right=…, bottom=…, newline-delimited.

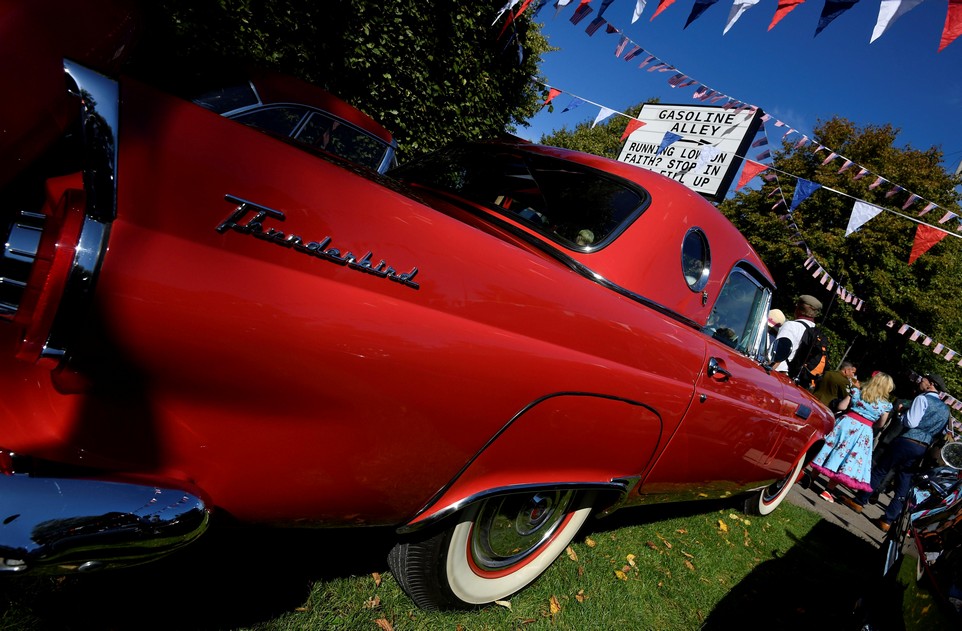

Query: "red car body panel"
left=0, top=2, right=832, bottom=581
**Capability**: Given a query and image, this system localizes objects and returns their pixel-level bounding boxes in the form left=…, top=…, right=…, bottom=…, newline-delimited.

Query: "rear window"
left=390, top=145, right=647, bottom=250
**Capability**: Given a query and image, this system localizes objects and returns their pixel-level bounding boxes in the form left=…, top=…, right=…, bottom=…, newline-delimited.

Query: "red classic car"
left=0, top=0, right=833, bottom=610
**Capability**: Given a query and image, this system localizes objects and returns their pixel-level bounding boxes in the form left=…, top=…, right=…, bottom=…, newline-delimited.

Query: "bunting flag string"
left=887, top=320, right=962, bottom=404
left=518, top=2, right=962, bottom=257
left=553, top=0, right=962, bottom=50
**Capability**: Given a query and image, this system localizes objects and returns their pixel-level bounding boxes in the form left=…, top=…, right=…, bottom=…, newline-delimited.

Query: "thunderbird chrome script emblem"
left=216, top=195, right=419, bottom=290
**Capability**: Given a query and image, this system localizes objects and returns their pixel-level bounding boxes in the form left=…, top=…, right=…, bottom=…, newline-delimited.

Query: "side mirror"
left=770, top=337, right=792, bottom=365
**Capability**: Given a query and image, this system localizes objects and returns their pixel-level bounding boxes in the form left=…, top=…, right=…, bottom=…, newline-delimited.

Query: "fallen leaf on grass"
left=294, top=607, right=309, bottom=612
left=575, top=590, right=586, bottom=603
left=656, top=533, right=673, bottom=549
left=626, top=553, right=636, bottom=567
left=374, top=619, right=394, bottom=631
left=614, top=569, right=628, bottom=581
left=372, top=572, right=382, bottom=587
left=684, top=559, right=696, bottom=571
left=717, top=519, right=729, bottom=532
left=584, top=537, right=597, bottom=548
left=681, top=551, right=694, bottom=559
left=645, top=540, right=658, bottom=550
left=549, top=595, right=562, bottom=615
left=675, top=528, right=688, bottom=534
left=495, top=600, right=512, bottom=610
left=566, top=545, right=578, bottom=561
left=364, top=596, right=381, bottom=609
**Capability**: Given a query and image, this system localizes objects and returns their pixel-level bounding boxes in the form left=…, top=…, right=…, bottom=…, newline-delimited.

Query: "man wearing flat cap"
left=773, top=294, right=822, bottom=374
left=841, top=372, right=951, bottom=531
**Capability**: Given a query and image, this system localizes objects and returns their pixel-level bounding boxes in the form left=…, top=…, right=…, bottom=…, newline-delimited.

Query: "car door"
left=642, top=266, right=797, bottom=495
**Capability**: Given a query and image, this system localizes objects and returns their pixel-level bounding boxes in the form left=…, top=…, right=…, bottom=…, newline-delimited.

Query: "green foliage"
left=129, top=0, right=553, bottom=160
left=718, top=117, right=962, bottom=396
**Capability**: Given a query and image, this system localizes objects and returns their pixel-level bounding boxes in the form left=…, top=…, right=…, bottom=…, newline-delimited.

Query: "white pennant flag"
left=846, top=200, right=885, bottom=236
left=592, top=106, right=617, bottom=128
left=724, top=0, right=761, bottom=34
left=695, top=146, right=720, bottom=173
left=633, top=0, right=648, bottom=23
left=871, top=0, right=925, bottom=43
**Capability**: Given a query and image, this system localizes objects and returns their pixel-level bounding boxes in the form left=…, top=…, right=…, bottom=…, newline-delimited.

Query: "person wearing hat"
left=840, top=372, right=951, bottom=531
left=773, top=294, right=822, bottom=374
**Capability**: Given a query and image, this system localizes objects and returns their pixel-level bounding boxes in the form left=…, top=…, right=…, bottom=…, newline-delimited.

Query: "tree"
left=129, top=0, right=553, bottom=159
left=718, top=117, right=962, bottom=396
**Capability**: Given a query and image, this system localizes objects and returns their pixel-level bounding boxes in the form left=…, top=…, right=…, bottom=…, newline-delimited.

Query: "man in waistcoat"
left=839, top=373, right=951, bottom=531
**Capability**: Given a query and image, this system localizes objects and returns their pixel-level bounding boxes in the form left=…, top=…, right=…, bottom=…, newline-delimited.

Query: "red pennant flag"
left=651, top=0, right=677, bottom=20
left=909, top=223, right=950, bottom=264
left=736, top=160, right=768, bottom=190
left=769, top=0, right=805, bottom=30
left=543, top=88, right=562, bottom=107
left=620, top=118, right=646, bottom=141
left=940, top=0, right=962, bottom=52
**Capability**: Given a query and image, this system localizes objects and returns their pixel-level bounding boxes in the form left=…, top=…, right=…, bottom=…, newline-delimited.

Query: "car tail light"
left=0, top=61, right=117, bottom=369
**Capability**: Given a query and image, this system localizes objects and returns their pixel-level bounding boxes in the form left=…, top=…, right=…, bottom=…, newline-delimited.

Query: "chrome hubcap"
left=469, top=490, right=575, bottom=571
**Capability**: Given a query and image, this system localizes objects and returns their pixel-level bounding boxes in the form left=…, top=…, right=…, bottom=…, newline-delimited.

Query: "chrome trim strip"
left=396, top=481, right=627, bottom=535
left=64, top=60, right=119, bottom=222
left=0, top=474, right=208, bottom=574
left=38, top=61, right=120, bottom=360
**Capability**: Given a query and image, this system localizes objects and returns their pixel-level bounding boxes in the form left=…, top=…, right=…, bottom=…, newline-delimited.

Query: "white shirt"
left=773, top=318, right=814, bottom=373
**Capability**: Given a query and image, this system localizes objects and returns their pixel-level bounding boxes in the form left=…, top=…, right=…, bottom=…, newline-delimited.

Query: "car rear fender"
left=398, top=392, right=665, bottom=532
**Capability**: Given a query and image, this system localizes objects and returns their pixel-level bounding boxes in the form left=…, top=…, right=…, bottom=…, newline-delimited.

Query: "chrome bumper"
left=0, top=474, right=209, bottom=574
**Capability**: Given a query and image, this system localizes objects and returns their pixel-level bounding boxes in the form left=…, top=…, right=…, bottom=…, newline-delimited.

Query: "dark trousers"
left=855, top=436, right=927, bottom=523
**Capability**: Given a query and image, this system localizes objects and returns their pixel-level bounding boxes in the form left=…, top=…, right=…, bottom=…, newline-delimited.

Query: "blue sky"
left=518, top=0, right=962, bottom=173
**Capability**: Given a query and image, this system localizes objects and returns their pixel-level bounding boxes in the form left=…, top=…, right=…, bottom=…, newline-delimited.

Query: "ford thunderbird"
left=0, top=0, right=833, bottom=610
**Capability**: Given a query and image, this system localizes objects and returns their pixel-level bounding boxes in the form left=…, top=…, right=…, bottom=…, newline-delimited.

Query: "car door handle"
left=707, top=357, right=731, bottom=382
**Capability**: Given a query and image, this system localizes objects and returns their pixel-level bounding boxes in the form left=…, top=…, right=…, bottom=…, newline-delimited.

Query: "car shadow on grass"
left=0, top=516, right=400, bottom=631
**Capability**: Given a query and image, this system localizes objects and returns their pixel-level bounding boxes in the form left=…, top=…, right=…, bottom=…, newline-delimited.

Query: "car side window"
left=390, top=145, right=648, bottom=250
left=231, top=106, right=310, bottom=137
left=704, top=269, right=770, bottom=357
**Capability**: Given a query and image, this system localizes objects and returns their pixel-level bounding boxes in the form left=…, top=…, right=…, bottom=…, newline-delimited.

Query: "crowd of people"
left=767, top=295, right=955, bottom=534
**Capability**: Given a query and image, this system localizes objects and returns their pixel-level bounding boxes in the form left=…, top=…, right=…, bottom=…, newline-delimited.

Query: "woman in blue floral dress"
left=810, top=372, right=895, bottom=501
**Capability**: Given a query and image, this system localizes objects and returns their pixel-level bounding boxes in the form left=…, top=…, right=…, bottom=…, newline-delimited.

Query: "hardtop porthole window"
left=681, top=228, right=710, bottom=291
left=704, top=268, right=771, bottom=356
left=390, top=144, right=648, bottom=250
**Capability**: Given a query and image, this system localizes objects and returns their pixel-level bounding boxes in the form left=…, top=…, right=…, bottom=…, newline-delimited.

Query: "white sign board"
left=617, top=104, right=761, bottom=201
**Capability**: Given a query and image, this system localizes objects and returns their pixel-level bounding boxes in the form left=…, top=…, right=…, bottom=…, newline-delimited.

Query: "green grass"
left=1, top=497, right=957, bottom=630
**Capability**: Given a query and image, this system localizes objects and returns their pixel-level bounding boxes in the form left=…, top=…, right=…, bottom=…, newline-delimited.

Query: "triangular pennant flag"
left=920, top=202, right=937, bottom=215
left=543, top=87, right=563, bottom=107
left=871, top=0, right=925, bottom=43
left=598, top=0, right=617, bottom=17
left=724, top=0, right=761, bottom=34
left=633, top=0, right=648, bottom=22
left=902, top=193, right=920, bottom=210
left=621, top=118, right=646, bottom=141
left=854, top=168, right=869, bottom=180
left=695, top=146, right=720, bottom=173
left=685, top=0, right=721, bottom=28
left=845, top=200, right=884, bottom=235
left=656, top=131, right=683, bottom=155
left=570, top=2, right=594, bottom=24
left=815, top=0, right=860, bottom=37
left=790, top=179, right=822, bottom=211
left=940, top=0, right=962, bottom=52
left=561, top=97, right=584, bottom=113
left=592, top=106, right=617, bottom=127
left=909, top=223, right=950, bottom=263
left=651, top=0, right=676, bottom=20
left=769, top=0, right=806, bottom=30
left=585, top=16, right=607, bottom=36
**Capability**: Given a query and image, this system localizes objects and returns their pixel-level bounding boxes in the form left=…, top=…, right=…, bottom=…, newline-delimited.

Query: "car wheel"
left=745, top=456, right=804, bottom=516
left=388, top=490, right=593, bottom=610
